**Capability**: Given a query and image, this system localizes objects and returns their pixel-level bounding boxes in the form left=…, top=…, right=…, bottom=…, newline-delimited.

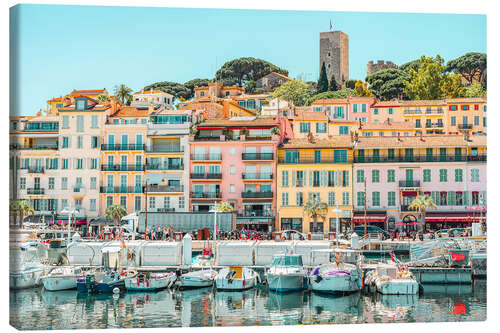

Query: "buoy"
left=113, top=287, right=120, bottom=294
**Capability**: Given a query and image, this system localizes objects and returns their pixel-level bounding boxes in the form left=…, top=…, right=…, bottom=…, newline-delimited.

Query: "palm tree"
left=9, top=199, right=19, bottom=227
left=105, top=205, right=127, bottom=225
left=303, top=197, right=328, bottom=233
left=408, top=194, right=437, bottom=232
left=96, top=94, right=110, bottom=103
left=113, top=84, right=133, bottom=105
left=17, top=200, right=34, bottom=229
left=214, top=201, right=234, bottom=212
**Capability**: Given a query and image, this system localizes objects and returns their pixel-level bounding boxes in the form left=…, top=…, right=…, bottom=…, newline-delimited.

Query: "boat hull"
left=77, top=279, right=125, bottom=293
left=215, top=276, right=257, bottom=291
left=375, top=279, right=419, bottom=295
left=125, top=274, right=176, bottom=291
left=10, top=269, right=45, bottom=290
left=310, top=274, right=362, bottom=294
left=42, top=276, right=79, bottom=291
left=267, top=273, right=306, bottom=292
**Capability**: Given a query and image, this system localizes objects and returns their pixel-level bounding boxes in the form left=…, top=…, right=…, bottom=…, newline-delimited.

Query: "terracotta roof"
left=399, top=100, right=447, bottom=106
left=311, top=99, right=349, bottom=105
left=348, top=96, right=376, bottom=102
left=110, top=106, right=152, bottom=118
left=134, top=90, right=173, bottom=96
left=69, top=89, right=107, bottom=96
left=372, top=100, right=401, bottom=107
left=260, top=72, right=292, bottom=81
left=235, top=93, right=271, bottom=99
left=294, top=106, right=312, bottom=112
left=198, top=117, right=278, bottom=127
left=445, top=97, right=487, bottom=103
left=295, top=111, right=329, bottom=121
left=355, top=134, right=486, bottom=148
left=360, top=121, right=415, bottom=130
left=281, top=136, right=354, bottom=149
left=47, top=97, right=63, bottom=102
left=329, top=120, right=358, bottom=125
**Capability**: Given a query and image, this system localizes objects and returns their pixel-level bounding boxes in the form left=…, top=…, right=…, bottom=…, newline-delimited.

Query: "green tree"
left=113, top=84, right=133, bottom=105
left=399, top=59, right=421, bottom=73
left=344, top=79, right=357, bottom=89
left=17, top=200, right=34, bottom=229
left=408, top=195, right=437, bottom=231
left=105, top=205, right=127, bottom=225
left=183, top=78, right=211, bottom=99
left=96, top=94, right=110, bottom=103
left=143, top=81, right=192, bottom=100
left=354, top=80, right=373, bottom=97
left=271, top=80, right=313, bottom=106
left=465, top=82, right=487, bottom=98
left=303, top=197, right=328, bottom=233
left=446, top=52, right=487, bottom=85
left=214, top=201, right=234, bottom=212
left=366, top=68, right=409, bottom=100
left=215, top=57, right=288, bottom=87
left=317, top=62, right=329, bottom=93
left=403, top=55, right=448, bottom=100
left=244, top=80, right=257, bottom=94
left=306, top=89, right=357, bottom=105
left=442, top=74, right=466, bottom=98
left=328, top=75, right=338, bottom=91
left=10, top=199, right=19, bottom=226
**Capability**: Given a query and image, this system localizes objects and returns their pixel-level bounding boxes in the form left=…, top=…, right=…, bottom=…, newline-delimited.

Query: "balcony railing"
left=241, top=191, right=273, bottom=199
left=278, top=157, right=352, bottom=164
left=191, top=153, right=222, bottom=161
left=27, top=188, right=45, bottom=195
left=190, top=173, right=222, bottom=180
left=190, top=192, right=221, bottom=199
left=147, top=146, right=184, bottom=153
left=146, top=185, right=184, bottom=193
left=354, top=155, right=486, bottom=163
left=100, top=144, right=145, bottom=151
left=73, top=186, right=85, bottom=194
left=10, top=144, right=58, bottom=150
left=242, top=153, right=274, bottom=160
left=100, top=186, right=143, bottom=194
left=23, top=123, right=59, bottom=131
left=426, top=123, right=444, bottom=128
left=101, top=164, right=145, bottom=171
left=28, top=167, right=45, bottom=174
left=458, top=124, right=473, bottom=130
left=146, top=164, right=184, bottom=170
left=242, top=173, right=273, bottom=180
left=236, top=212, right=274, bottom=218
left=399, top=180, right=421, bottom=187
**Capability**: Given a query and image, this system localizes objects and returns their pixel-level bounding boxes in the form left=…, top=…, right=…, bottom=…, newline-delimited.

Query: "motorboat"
left=364, top=263, right=418, bottom=295
left=178, top=269, right=217, bottom=289
left=125, top=272, right=177, bottom=291
left=215, top=266, right=260, bottom=291
left=309, top=249, right=364, bottom=294
left=41, top=266, right=84, bottom=291
left=76, top=269, right=137, bottom=294
left=10, top=243, right=50, bottom=290
left=266, top=254, right=307, bottom=292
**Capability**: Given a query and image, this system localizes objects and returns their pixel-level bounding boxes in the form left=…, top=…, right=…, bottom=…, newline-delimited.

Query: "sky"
left=10, top=4, right=486, bottom=116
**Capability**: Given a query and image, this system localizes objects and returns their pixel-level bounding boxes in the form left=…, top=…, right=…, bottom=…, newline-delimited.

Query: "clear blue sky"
left=10, top=4, right=486, bottom=116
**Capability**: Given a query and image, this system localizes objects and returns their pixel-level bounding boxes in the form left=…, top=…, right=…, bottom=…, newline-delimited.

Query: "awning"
left=235, top=219, right=272, bottom=225
left=352, top=216, right=386, bottom=223
left=402, top=191, right=418, bottom=196
left=425, top=215, right=486, bottom=223
left=145, top=173, right=181, bottom=183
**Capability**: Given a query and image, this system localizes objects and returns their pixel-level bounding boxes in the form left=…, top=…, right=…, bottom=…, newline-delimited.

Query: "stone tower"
left=319, top=31, right=349, bottom=87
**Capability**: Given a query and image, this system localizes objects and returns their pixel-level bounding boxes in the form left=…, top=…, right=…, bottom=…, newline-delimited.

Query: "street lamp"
left=61, top=207, right=79, bottom=243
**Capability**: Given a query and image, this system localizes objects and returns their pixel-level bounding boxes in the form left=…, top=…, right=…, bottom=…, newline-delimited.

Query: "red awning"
left=402, top=191, right=418, bottom=197
left=352, top=216, right=386, bottom=223
left=425, top=216, right=485, bottom=223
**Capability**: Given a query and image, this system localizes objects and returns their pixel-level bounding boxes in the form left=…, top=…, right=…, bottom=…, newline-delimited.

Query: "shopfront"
left=424, top=211, right=486, bottom=232
left=352, top=211, right=387, bottom=230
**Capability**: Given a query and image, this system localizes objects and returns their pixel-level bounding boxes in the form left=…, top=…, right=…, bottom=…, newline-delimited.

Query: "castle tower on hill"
left=319, top=31, right=349, bottom=87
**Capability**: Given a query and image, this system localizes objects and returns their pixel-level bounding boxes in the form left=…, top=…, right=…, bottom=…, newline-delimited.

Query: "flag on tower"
left=330, top=20, right=332, bottom=31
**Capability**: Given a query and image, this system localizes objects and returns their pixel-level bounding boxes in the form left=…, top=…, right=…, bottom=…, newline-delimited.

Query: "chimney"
left=358, top=118, right=362, bottom=129
left=307, top=131, right=314, bottom=143
left=420, top=131, right=424, bottom=141
left=387, top=117, right=391, bottom=125
left=397, top=132, right=402, bottom=142
left=350, top=131, right=354, bottom=142
left=354, top=132, right=359, bottom=141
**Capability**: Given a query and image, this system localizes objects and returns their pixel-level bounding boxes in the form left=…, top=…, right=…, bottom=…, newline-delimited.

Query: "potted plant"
left=189, top=125, right=198, bottom=140
left=240, top=127, right=249, bottom=140
left=271, top=126, right=281, bottom=140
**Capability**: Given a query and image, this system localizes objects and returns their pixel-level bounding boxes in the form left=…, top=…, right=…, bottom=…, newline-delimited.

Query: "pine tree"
left=329, top=75, right=338, bottom=91
left=317, top=62, right=329, bottom=93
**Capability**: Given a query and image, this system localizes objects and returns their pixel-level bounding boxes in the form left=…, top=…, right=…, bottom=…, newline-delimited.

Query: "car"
left=353, top=225, right=390, bottom=238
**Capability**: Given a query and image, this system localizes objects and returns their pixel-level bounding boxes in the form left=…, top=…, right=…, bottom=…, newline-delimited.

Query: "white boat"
left=41, top=266, right=84, bottom=291
left=266, top=254, right=307, bottom=292
left=125, top=272, right=177, bottom=291
left=215, top=266, right=259, bottom=291
left=10, top=243, right=50, bottom=290
left=365, top=263, right=419, bottom=295
left=309, top=249, right=364, bottom=294
left=179, top=269, right=217, bottom=289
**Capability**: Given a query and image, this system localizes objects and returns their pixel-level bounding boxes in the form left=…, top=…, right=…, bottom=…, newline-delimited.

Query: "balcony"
left=241, top=191, right=273, bottom=199
left=426, top=123, right=444, bottom=128
left=400, top=205, right=414, bottom=212
left=28, top=167, right=45, bottom=174
left=191, top=153, right=222, bottom=161
left=190, top=173, right=222, bottom=180
left=242, top=153, right=274, bottom=160
left=146, top=185, right=184, bottom=193
left=151, top=208, right=176, bottom=213
left=147, top=146, right=184, bottom=153
left=23, top=123, right=59, bottom=131
left=73, top=187, right=86, bottom=196
left=10, top=144, right=58, bottom=150
left=458, top=124, right=473, bottom=130
left=278, top=157, right=352, bottom=164
left=354, top=154, right=486, bottom=163
left=101, top=164, right=145, bottom=171
left=100, top=186, right=143, bottom=194
left=242, top=173, right=273, bottom=180
left=468, top=155, right=487, bottom=162
left=146, top=164, right=184, bottom=170
left=190, top=192, right=221, bottom=199
left=27, top=188, right=45, bottom=195
left=100, top=144, right=145, bottom=151
left=399, top=180, right=421, bottom=187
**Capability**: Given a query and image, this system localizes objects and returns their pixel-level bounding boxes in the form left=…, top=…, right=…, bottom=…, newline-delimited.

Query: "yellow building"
left=357, top=119, right=416, bottom=137
left=276, top=136, right=354, bottom=234
left=444, top=98, right=487, bottom=135
left=400, top=100, right=447, bottom=135
left=292, top=111, right=330, bottom=139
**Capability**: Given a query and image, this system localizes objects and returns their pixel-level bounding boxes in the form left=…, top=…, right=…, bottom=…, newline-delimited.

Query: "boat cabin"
left=271, top=254, right=303, bottom=267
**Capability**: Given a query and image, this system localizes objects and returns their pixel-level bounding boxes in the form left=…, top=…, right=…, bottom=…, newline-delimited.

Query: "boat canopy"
left=271, top=254, right=303, bottom=267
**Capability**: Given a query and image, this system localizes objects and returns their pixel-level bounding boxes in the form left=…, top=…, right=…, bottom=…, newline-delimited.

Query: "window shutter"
left=45, top=158, right=49, bottom=169
left=447, top=192, right=453, bottom=206
left=292, top=170, right=296, bottom=187
left=309, top=170, right=313, bottom=187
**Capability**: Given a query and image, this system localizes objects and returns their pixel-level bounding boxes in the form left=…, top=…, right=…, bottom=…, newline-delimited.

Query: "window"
left=372, top=192, right=380, bottom=206
left=48, top=177, right=55, bottom=189
left=90, top=199, right=96, bottom=211
left=372, top=170, right=380, bottom=183
left=230, top=165, right=235, bottom=174
left=90, top=158, right=97, bottom=169
left=362, top=104, right=367, bottom=113
left=61, top=177, right=68, bottom=190
left=474, top=116, right=479, bottom=126
left=106, top=196, right=113, bottom=208
left=179, top=197, right=185, bottom=209
left=282, top=192, right=289, bottom=206
left=62, top=115, right=69, bottom=129
left=229, top=184, right=235, bottom=193
left=91, top=136, right=99, bottom=148
left=314, top=150, right=321, bottom=163
left=91, top=115, right=98, bottom=128
left=316, top=122, right=327, bottom=133
left=296, top=192, right=304, bottom=206
left=357, top=192, right=365, bottom=206
left=299, top=122, right=310, bottom=133
left=296, top=171, right=304, bottom=187
left=388, top=192, right=396, bottom=206
left=372, top=149, right=380, bottom=162
left=334, top=150, right=347, bottom=163
left=285, top=151, right=298, bottom=163
left=339, top=126, right=349, bottom=135
left=163, top=197, right=170, bottom=209
left=426, top=148, right=433, bottom=161
left=373, top=108, right=379, bottom=115
left=352, top=104, right=358, bottom=113
left=471, top=169, right=480, bottom=182
left=62, top=159, right=68, bottom=169
left=423, top=169, right=431, bottom=182
left=334, top=106, right=344, bottom=119
left=76, top=159, right=83, bottom=169
left=77, top=136, right=83, bottom=148
left=357, top=170, right=364, bottom=183
left=450, top=105, right=457, bottom=111
left=313, top=106, right=322, bottom=112
left=387, top=170, right=395, bottom=182
left=281, top=218, right=302, bottom=232
left=455, top=169, right=463, bottom=182
left=451, top=116, right=456, bottom=126
left=462, top=105, right=469, bottom=111
left=62, top=137, right=69, bottom=148
left=439, top=169, right=447, bottom=182
left=342, top=170, right=349, bottom=187
left=19, top=178, right=26, bottom=189
left=61, top=199, right=69, bottom=210
left=483, top=117, right=487, bottom=127
left=342, top=192, right=349, bottom=205
left=76, top=115, right=84, bottom=132
left=415, top=119, right=421, bottom=128
left=149, top=197, right=156, bottom=209
left=90, top=177, right=96, bottom=190
left=282, top=170, right=289, bottom=187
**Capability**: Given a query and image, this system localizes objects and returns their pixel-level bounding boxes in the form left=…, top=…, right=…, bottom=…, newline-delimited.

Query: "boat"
left=178, top=269, right=217, bottom=289
left=76, top=269, right=137, bottom=294
left=364, top=263, right=418, bottom=295
left=309, top=249, right=364, bottom=294
left=10, top=243, right=51, bottom=290
left=266, top=253, right=307, bottom=292
left=191, top=247, right=213, bottom=268
left=125, top=272, right=177, bottom=291
left=215, top=266, right=260, bottom=291
left=41, top=266, right=84, bottom=291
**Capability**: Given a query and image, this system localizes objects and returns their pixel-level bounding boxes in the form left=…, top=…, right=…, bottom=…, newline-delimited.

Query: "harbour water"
left=10, top=280, right=486, bottom=330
